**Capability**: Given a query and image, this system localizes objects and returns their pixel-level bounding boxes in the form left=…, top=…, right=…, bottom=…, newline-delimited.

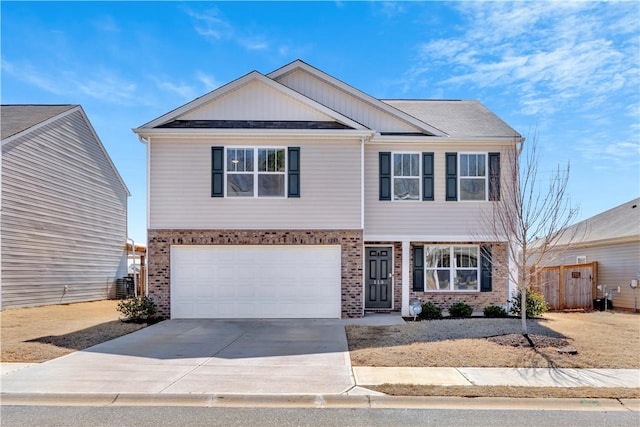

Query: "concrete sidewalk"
left=3, top=363, right=638, bottom=392
left=352, top=367, right=640, bottom=389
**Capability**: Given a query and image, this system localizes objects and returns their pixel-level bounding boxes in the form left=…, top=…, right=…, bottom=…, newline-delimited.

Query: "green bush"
left=509, top=289, right=549, bottom=318
left=419, top=301, right=443, bottom=320
left=448, top=301, right=473, bottom=317
left=483, top=305, right=508, bottom=318
left=117, top=296, right=157, bottom=323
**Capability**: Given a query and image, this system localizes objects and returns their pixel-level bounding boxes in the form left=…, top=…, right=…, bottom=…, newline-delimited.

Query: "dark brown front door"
left=365, top=247, right=392, bottom=309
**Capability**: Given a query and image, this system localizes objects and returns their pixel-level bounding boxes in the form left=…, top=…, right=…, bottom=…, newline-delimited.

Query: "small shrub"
left=448, top=301, right=473, bottom=317
left=509, top=289, right=549, bottom=318
left=484, top=305, right=508, bottom=318
left=419, top=301, right=443, bottom=320
left=117, top=296, right=157, bottom=323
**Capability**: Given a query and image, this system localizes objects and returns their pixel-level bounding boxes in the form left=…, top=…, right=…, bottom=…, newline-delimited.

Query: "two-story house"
left=133, top=60, right=522, bottom=319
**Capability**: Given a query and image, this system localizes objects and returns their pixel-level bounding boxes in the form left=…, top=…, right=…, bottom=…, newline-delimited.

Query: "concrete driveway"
left=0, top=319, right=359, bottom=395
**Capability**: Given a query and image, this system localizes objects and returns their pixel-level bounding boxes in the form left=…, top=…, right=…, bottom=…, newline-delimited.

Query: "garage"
left=170, top=245, right=342, bottom=319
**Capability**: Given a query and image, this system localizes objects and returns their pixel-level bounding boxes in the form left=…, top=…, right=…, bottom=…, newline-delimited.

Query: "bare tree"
left=482, top=134, right=579, bottom=334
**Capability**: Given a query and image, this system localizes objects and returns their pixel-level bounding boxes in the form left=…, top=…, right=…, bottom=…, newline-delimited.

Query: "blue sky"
left=2, top=1, right=639, bottom=243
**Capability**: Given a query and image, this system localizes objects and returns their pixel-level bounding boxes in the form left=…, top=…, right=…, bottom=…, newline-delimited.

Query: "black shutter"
left=489, top=152, right=500, bottom=201
left=445, top=152, right=457, bottom=201
left=413, top=245, right=424, bottom=291
left=422, top=152, right=434, bottom=201
left=480, top=245, right=492, bottom=292
left=288, top=147, right=300, bottom=198
left=379, top=152, right=391, bottom=201
left=211, top=146, right=224, bottom=197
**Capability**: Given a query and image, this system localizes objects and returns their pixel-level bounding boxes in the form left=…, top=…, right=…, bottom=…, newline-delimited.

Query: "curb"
left=2, top=393, right=638, bottom=411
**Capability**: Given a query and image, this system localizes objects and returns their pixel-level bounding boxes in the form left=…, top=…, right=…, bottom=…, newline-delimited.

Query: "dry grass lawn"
left=1, top=300, right=146, bottom=362
left=347, top=311, right=640, bottom=369
left=369, top=385, right=640, bottom=399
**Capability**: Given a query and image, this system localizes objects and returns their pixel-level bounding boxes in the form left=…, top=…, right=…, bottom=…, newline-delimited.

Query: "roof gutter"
left=132, top=128, right=375, bottom=139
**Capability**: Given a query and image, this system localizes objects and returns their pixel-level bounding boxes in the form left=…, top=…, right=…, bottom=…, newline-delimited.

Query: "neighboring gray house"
left=134, top=60, right=522, bottom=319
left=1, top=105, right=130, bottom=309
left=539, top=198, right=640, bottom=312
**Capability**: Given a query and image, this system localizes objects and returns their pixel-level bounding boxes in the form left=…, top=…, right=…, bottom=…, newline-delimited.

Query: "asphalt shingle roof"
left=1, top=105, right=77, bottom=140
left=562, top=197, right=640, bottom=246
left=383, top=99, right=521, bottom=138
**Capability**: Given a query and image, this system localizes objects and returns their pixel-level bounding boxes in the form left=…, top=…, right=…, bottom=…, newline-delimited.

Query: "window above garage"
left=211, top=146, right=300, bottom=198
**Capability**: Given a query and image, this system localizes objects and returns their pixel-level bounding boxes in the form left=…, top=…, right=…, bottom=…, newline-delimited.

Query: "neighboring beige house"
left=539, top=198, right=640, bottom=312
left=133, top=60, right=522, bottom=319
left=1, top=105, right=130, bottom=309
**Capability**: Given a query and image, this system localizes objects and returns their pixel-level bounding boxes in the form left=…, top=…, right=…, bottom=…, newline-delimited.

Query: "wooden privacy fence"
left=532, top=262, right=598, bottom=310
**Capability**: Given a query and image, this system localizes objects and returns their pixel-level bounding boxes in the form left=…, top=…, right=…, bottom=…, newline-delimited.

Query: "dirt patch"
left=347, top=311, right=640, bottom=369
left=487, top=333, right=569, bottom=348
left=1, top=300, right=148, bottom=362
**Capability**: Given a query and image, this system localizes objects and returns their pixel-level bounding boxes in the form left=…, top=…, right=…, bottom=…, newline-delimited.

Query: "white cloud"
left=153, top=79, right=197, bottom=100
left=2, top=58, right=141, bottom=105
left=399, top=2, right=640, bottom=171
left=196, top=71, right=220, bottom=92
left=238, top=36, right=269, bottom=51
left=183, top=6, right=288, bottom=55
left=184, top=8, right=232, bottom=41
left=406, top=2, right=639, bottom=117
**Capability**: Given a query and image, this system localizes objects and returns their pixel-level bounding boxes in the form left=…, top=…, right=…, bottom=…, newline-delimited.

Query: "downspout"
left=138, top=134, right=151, bottom=297
left=126, top=237, right=137, bottom=297
left=360, top=136, right=365, bottom=230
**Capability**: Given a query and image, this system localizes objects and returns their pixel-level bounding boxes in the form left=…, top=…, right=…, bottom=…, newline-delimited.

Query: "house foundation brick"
left=147, top=229, right=364, bottom=319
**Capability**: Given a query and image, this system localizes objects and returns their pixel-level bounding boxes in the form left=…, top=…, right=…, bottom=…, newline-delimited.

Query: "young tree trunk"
left=521, top=288, right=528, bottom=335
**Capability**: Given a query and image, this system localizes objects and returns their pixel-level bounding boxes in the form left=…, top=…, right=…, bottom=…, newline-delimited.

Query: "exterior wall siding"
left=180, top=80, right=332, bottom=122
left=275, top=70, right=420, bottom=133
left=541, top=241, right=640, bottom=311
left=148, top=229, right=364, bottom=318
left=1, top=110, right=128, bottom=309
left=149, top=138, right=362, bottom=230
left=364, top=143, right=516, bottom=238
left=409, top=242, right=509, bottom=311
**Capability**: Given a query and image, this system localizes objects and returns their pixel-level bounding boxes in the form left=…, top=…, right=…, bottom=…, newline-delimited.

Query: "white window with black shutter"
left=211, top=146, right=300, bottom=198
left=379, top=151, right=434, bottom=202
left=446, top=152, right=500, bottom=202
left=412, top=244, right=492, bottom=292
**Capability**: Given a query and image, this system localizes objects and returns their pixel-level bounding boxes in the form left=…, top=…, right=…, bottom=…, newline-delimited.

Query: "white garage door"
left=170, top=245, right=342, bottom=319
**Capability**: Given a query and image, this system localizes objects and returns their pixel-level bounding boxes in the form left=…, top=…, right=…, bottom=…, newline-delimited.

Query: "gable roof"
left=268, top=60, right=447, bottom=137
left=1, top=104, right=76, bottom=140
left=135, top=70, right=367, bottom=132
left=134, top=59, right=522, bottom=142
left=560, top=197, right=640, bottom=247
left=1, top=104, right=130, bottom=195
left=383, top=100, right=521, bottom=139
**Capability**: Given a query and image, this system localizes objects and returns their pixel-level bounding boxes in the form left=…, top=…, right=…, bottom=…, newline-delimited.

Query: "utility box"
left=116, top=277, right=135, bottom=299
left=593, top=298, right=613, bottom=311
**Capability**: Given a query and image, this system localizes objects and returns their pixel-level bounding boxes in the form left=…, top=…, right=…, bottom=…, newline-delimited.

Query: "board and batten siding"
left=179, top=80, right=333, bottom=122
left=275, top=70, right=421, bottom=133
left=1, top=109, right=128, bottom=309
left=543, top=241, right=640, bottom=311
left=364, top=143, right=515, bottom=239
left=149, top=138, right=362, bottom=230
